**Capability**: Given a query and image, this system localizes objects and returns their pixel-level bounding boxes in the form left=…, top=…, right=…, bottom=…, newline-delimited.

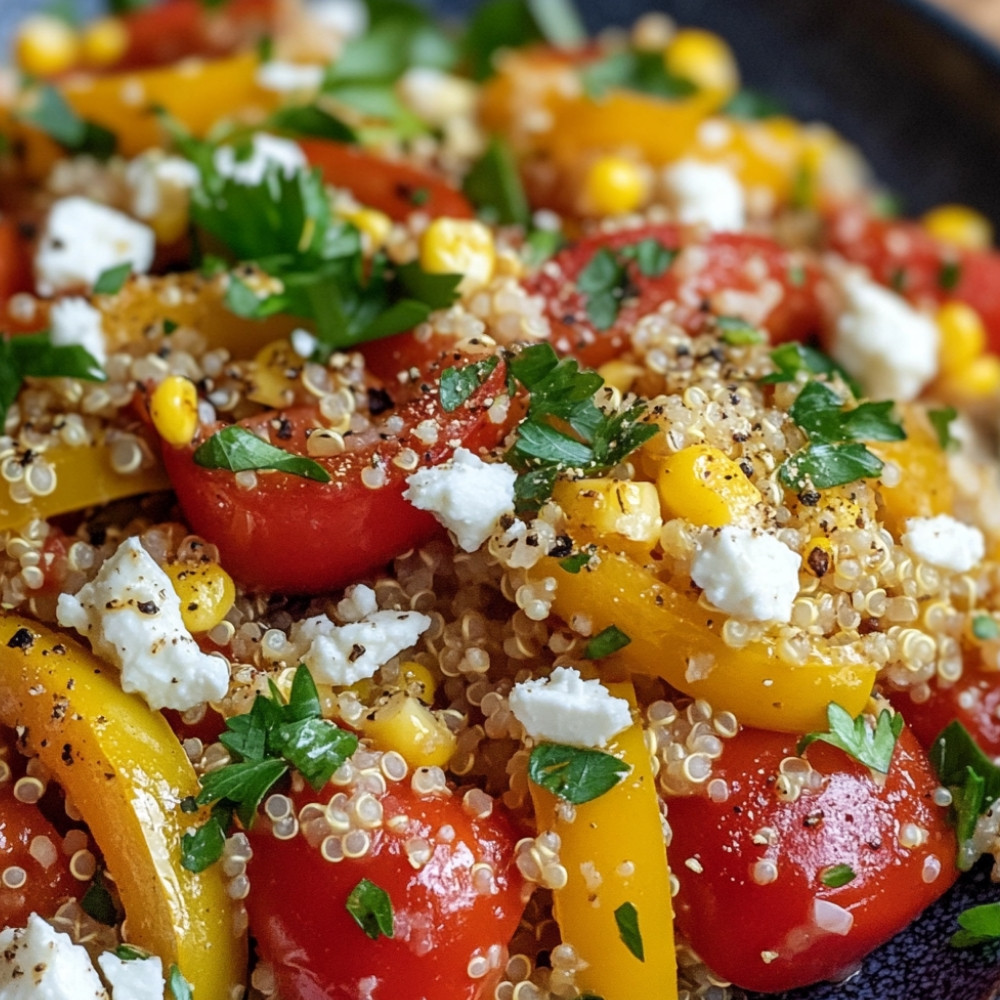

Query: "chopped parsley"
left=1, top=331, right=106, bottom=428
left=716, top=315, right=764, bottom=345
left=584, top=624, right=631, bottom=660
left=346, top=878, right=395, bottom=940
left=575, top=239, right=675, bottom=330
left=504, top=342, right=658, bottom=510
left=439, top=356, right=500, bottom=412
left=939, top=259, right=963, bottom=292
left=929, top=720, right=1000, bottom=870
left=115, top=944, right=152, bottom=962
left=15, top=83, right=116, bottom=159
left=929, top=405, right=958, bottom=451
left=462, top=135, right=531, bottom=227
left=524, top=227, right=565, bottom=267
left=80, top=871, right=119, bottom=926
left=798, top=703, right=903, bottom=775
left=181, top=665, right=358, bottom=871
left=614, top=901, right=645, bottom=962
left=93, top=262, right=132, bottom=296
left=528, top=742, right=630, bottom=805
left=723, top=88, right=785, bottom=119
left=193, top=425, right=332, bottom=483
left=581, top=47, right=697, bottom=101
left=760, top=342, right=861, bottom=396
left=951, top=902, right=1000, bottom=948
left=558, top=549, right=593, bottom=573
left=167, top=965, right=194, bottom=1000
left=972, top=614, right=1000, bottom=641
left=264, top=104, right=357, bottom=144
left=819, top=863, right=857, bottom=888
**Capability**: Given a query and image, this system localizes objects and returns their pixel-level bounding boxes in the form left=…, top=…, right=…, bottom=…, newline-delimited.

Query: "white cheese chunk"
left=508, top=667, right=632, bottom=748
left=902, top=514, right=985, bottom=573
left=404, top=447, right=516, bottom=552
left=213, top=133, right=307, bottom=187
left=0, top=914, right=108, bottom=1000
left=398, top=68, right=477, bottom=126
left=255, top=61, right=325, bottom=94
left=830, top=271, right=939, bottom=401
left=35, top=197, right=155, bottom=296
left=125, top=152, right=199, bottom=223
left=55, top=537, right=230, bottom=711
left=691, top=526, right=801, bottom=623
left=307, top=0, right=369, bottom=37
left=49, top=296, right=107, bottom=366
left=290, top=594, right=431, bottom=686
left=97, top=952, right=165, bottom=1000
left=661, top=158, right=746, bottom=232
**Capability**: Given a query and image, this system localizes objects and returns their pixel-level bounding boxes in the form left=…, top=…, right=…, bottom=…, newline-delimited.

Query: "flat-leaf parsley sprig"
left=180, top=664, right=358, bottom=872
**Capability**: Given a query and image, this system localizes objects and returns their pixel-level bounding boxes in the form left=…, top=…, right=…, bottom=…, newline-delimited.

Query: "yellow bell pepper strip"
left=0, top=435, right=170, bottom=533
left=534, top=549, right=876, bottom=732
left=529, top=681, right=677, bottom=1000
left=0, top=613, right=244, bottom=998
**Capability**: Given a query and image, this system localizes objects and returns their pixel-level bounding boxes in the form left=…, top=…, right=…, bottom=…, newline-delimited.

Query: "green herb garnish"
left=614, top=901, right=645, bottom=961
left=581, top=48, right=697, bottom=101
left=80, top=872, right=119, bottom=926
left=193, top=425, right=332, bottom=483
left=528, top=742, right=630, bottom=805
left=951, top=902, right=1000, bottom=948
left=16, top=84, right=116, bottom=159
left=462, top=135, right=530, bottom=227
left=115, top=944, right=152, bottom=961
left=819, top=863, right=857, bottom=888
left=973, top=614, right=1000, bottom=641
left=167, top=964, right=193, bottom=1000
left=798, top=703, right=903, bottom=775
left=440, top=356, right=500, bottom=412
left=558, top=550, right=593, bottom=573
left=93, top=262, right=132, bottom=296
left=929, top=405, right=958, bottom=451
left=716, top=315, right=764, bottom=345
left=939, top=259, right=963, bottom=292
left=584, top=624, right=631, bottom=659
left=265, top=104, right=357, bottom=144
left=760, top=342, right=861, bottom=396
left=346, top=878, right=395, bottom=940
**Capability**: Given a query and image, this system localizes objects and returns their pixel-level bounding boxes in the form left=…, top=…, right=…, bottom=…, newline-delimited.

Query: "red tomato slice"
left=159, top=346, right=510, bottom=594
left=247, top=779, right=525, bottom=1000
left=825, top=203, right=1000, bottom=352
left=523, top=224, right=824, bottom=368
left=0, top=216, right=33, bottom=307
left=668, top=723, right=957, bottom=993
left=299, top=139, right=475, bottom=223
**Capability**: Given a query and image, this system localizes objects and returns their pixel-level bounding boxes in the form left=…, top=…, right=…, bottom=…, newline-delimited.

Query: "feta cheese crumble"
left=691, top=526, right=802, bottom=623
left=404, top=447, right=517, bottom=552
left=97, top=952, right=165, bottom=1000
left=49, top=296, right=107, bottom=366
left=56, top=537, right=230, bottom=711
left=0, top=914, right=108, bottom=1000
left=125, top=151, right=199, bottom=224
left=902, top=514, right=985, bottom=573
left=508, top=667, right=632, bottom=748
left=213, top=133, right=307, bottom=187
left=661, top=159, right=746, bottom=232
left=35, top=197, right=155, bottom=296
left=398, top=68, right=477, bottom=126
left=289, top=585, right=431, bottom=685
left=830, top=271, right=939, bottom=401
left=255, top=61, right=325, bottom=94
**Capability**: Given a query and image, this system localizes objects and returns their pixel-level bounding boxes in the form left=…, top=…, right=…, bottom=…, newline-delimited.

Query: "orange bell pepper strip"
left=533, top=549, right=876, bottom=733
left=0, top=613, right=245, bottom=998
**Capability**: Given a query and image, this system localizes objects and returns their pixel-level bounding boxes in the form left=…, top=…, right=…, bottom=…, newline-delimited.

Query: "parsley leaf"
left=528, top=742, right=630, bottom=804
left=180, top=803, right=231, bottom=872
left=167, top=965, right=193, bottom=1000
left=619, top=238, right=676, bottom=278
left=973, top=614, right=1000, bottom=641
left=93, top=262, right=132, bottom=295
left=582, top=48, right=697, bottom=101
left=723, top=88, right=785, bottom=119
left=614, top=901, right=645, bottom=961
left=265, top=104, right=357, bottom=144
left=440, top=356, right=500, bottom=412
left=115, top=944, right=152, bottom=961
left=524, top=228, right=565, bottom=267
left=16, top=84, right=116, bottom=159
left=193, top=425, right=332, bottom=483
left=559, top=550, right=594, bottom=573
left=939, top=259, right=963, bottom=292
left=346, top=878, right=395, bottom=939
left=929, top=405, right=958, bottom=451
left=779, top=441, right=886, bottom=491
left=577, top=247, right=629, bottom=330
left=716, top=315, right=764, bottom=345
left=584, top=624, right=631, bottom=659
left=760, top=342, right=861, bottom=396
left=951, top=902, right=1000, bottom=948
left=798, top=703, right=903, bottom=774
left=462, top=136, right=530, bottom=227
left=80, top=872, right=119, bottom=926
left=819, top=863, right=857, bottom=888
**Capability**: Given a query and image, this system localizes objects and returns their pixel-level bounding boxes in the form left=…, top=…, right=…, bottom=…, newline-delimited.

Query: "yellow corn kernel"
left=803, top=536, right=834, bottom=578
left=597, top=359, right=644, bottom=395
left=399, top=660, right=438, bottom=704
left=937, top=301, right=987, bottom=377
left=655, top=444, right=760, bottom=527
left=14, top=15, right=79, bottom=77
left=419, top=218, right=495, bottom=293
left=80, top=17, right=128, bottom=70
left=553, top=478, right=662, bottom=556
left=343, top=207, right=392, bottom=250
left=956, top=353, right=1000, bottom=399
left=664, top=28, right=739, bottom=100
left=582, top=156, right=648, bottom=216
left=922, top=204, right=993, bottom=252
left=247, top=339, right=301, bottom=408
left=164, top=561, right=236, bottom=634
left=150, top=375, right=199, bottom=448
left=362, top=692, right=456, bottom=769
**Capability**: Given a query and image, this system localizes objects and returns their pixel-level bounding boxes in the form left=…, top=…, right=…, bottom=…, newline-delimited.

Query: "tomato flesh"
left=668, top=723, right=957, bottom=993
left=247, top=781, right=525, bottom=1000
left=524, top=224, right=824, bottom=368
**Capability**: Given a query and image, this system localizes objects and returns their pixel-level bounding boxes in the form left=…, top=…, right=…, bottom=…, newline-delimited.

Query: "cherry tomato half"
left=668, top=722, right=957, bottom=993
left=159, top=345, right=510, bottom=594
left=523, top=224, right=824, bottom=368
left=247, top=779, right=525, bottom=1000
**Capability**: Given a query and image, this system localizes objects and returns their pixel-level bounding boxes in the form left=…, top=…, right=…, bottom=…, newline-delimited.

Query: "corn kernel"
left=955, top=353, right=1000, bottom=399
left=922, top=204, right=993, bottom=252
left=655, top=445, right=760, bottom=528
left=150, top=375, right=199, bottom=448
left=14, top=15, right=79, bottom=77
left=803, top=537, right=834, bottom=578
left=937, top=301, right=987, bottom=377
left=247, top=339, right=300, bottom=408
left=597, top=359, right=644, bottom=395
left=80, top=17, right=128, bottom=70
left=165, top=561, right=236, bottom=633
left=664, top=28, right=739, bottom=100
left=343, top=207, right=392, bottom=251
left=553, top=478, right=662, bottom=557
left=582, top=156, right=648, bottom=216
left=419, top=218, right=495, bottom=294
left=362, top=693, right=456, bottom=768
left=400, top=660, right=438, bottom=704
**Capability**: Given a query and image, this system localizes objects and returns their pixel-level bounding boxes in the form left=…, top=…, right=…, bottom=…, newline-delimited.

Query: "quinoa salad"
left=2, top=2, right=1000, bottom=999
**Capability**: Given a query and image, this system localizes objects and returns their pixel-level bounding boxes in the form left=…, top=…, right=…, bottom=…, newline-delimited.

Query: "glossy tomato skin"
left=668, top=724, right=957, bottom=993
left=247, top=781, right=525, bottom=1000
left=160, top=349, right=510, bottom=594
left=524, top=224, right=824, bottom=368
